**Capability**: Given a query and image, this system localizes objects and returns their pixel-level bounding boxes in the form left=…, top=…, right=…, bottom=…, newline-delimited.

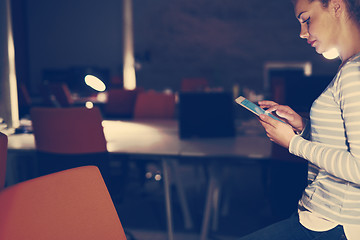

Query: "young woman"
left=239, top=0, right=360, bottom=239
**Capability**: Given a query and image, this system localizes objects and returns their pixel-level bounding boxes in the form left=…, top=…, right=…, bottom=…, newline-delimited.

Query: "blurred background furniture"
left=104, top=88, right=140, bottom=119
left=40, top=82, right=74, bottom=107
left=50, top=82, right=74, bottom=107
left=30, top=107, right=106, bottom=155
left=17, top=83, right=32, bottom=118
left=0, top=132, right=8, bottom=191
left=0, top=166, right=127, bottom=240
left=178, top=92, right=236, bottom=139
left=29, top=107, right=112, bottom=185
left=133, top=90, right=176, bottom=119
left=132, top=90, right=192, bottom=232
left=181, top=78, right=209, bottom=92
left=42, top=67, right=110, bottom=98
left=132, top=89, right=178, bottom=202
left=7, top=118, right=272, bottom=240
left=131, top=90, right=177, bottom=180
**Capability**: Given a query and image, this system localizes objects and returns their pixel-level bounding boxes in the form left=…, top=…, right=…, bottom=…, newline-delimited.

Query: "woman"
left=239, top=0, right=360, bottom=239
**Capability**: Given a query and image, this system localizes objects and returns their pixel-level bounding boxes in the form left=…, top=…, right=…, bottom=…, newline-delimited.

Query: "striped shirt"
left=289, top=53, right=360, bottom=225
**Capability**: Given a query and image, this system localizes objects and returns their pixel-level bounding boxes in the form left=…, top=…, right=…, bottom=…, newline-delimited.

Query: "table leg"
left=211, top=182, right=221, bottom=231
left=200, top=162, right=222, bottom=240
left=162, top=159, right=174, bottom=240
left=200, top=173, right=217, bottom=240
left=170, top=159, right=194, bottom=230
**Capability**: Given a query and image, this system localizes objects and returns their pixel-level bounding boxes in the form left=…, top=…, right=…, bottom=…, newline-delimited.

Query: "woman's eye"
left=303, top=17, right=310, bottom=25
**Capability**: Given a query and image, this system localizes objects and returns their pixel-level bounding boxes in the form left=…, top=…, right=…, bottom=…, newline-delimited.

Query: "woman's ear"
left=330, top=0, right=345, bottom=17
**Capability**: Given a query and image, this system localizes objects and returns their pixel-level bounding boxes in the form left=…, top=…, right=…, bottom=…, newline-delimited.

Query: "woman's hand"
left=257, top=101, right=305, bottom=148
left=258, top=113, right=296, bottom=148
left=258, top=101, right=305, bottom=133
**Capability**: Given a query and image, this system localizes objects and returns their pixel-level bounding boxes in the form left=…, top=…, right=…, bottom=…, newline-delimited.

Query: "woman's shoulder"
left=330, top=55, right=360, bottom=93
left=341, top=52, right=360, bottom=71
left=336, top=55, right=360, bottom=81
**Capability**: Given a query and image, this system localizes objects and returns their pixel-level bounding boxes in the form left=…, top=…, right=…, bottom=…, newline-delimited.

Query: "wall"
left=24, top=0, right=341, bottom=94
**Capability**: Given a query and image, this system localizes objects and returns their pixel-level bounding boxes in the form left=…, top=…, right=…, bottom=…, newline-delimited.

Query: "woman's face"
left=294, top=0, right=340, bottom=54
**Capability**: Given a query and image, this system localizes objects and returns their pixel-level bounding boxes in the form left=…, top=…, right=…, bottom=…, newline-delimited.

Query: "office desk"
left=6, top=119, right=271, bottom=240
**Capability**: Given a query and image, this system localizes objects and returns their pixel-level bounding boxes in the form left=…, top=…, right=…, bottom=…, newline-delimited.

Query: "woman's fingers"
left=265, top=104, right=291, bottom=114
left=258, top=113, right=295, bottom=148
left=258, top=101, right=305, bottom=133
left=258, top=100, right=278, bottom=106
left=275, top=110, right=295, bottom=121
left=259, top=114, right=279, bottom=132
left=258, top=100, right=278, bottom=109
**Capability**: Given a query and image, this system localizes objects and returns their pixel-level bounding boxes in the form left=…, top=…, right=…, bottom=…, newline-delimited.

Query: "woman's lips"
left=308, top=40, right=316, bottom=47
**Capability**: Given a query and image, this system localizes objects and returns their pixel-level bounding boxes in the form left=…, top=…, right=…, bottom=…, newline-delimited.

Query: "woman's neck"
left=338, top=21, right=360, bottom=63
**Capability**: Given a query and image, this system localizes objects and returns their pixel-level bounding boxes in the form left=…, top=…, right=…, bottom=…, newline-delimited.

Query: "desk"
left=6, top=119, right=271, bottom=240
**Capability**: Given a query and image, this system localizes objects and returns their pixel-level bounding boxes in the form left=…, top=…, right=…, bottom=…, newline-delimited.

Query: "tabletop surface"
left=6, top=119, right=272, bottom=159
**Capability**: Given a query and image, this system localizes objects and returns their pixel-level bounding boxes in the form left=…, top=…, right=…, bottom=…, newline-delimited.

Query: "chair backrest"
left=181, top=78, right=208, bottom=92
left=0, top=166, right=127, bottom=240
left=49, top=82, right=74, bottom=107
left=0, top=132, right=8, bottom=191
left=133, top=91, right=176, bottom=119
left=104, top=88, right=139, bottom=118
left=30, top=107, right=107, bottom=154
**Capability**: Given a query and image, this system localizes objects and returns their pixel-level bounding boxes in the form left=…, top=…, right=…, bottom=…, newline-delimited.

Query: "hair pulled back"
left=293, top=0, right=360, bottom=25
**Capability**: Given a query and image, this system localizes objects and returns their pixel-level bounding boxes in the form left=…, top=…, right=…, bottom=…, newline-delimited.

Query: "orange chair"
left=133, top=91, right=176, bottom=119
left=0, top=166, right=127, bottom=240
left=0, top=132, right=8, bottom=191
left=104, top=88, right=139, bottom=118
left=30, top=107, right=108, bottom=177
left=31, top=107, right=106, bottom=154
left=181, top=78, right=208, bottom=92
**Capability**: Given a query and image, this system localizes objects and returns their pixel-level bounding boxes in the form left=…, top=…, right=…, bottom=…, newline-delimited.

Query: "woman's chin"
left=315, top=47, right=323, bottom=54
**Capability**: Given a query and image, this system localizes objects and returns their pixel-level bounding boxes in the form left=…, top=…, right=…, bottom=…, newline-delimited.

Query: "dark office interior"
left=0, top=0, right=343, bottom=239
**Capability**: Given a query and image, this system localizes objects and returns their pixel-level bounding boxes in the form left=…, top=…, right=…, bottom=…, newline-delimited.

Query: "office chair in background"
left=30, top=107, right=109, bottom=177
left=104, top=88, right=140, bottom=119
left=133, top=90, right=176, bottom=119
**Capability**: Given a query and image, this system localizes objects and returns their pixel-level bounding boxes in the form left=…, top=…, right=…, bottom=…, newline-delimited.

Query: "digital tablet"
left=235, top=96, right=285, bottom=123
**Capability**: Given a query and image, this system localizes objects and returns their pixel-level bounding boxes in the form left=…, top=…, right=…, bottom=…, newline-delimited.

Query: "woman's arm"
left=257, top=101, right=307, bottom=148
left=290, top=64, right=360, bottom=184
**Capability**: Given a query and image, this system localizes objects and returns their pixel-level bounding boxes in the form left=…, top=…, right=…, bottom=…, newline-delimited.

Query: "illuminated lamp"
left=84, top=74, right=106, bottom=92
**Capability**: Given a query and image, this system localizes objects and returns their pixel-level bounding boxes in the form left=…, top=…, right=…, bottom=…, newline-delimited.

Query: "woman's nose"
left=299, top=25, right=309, bottom=39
